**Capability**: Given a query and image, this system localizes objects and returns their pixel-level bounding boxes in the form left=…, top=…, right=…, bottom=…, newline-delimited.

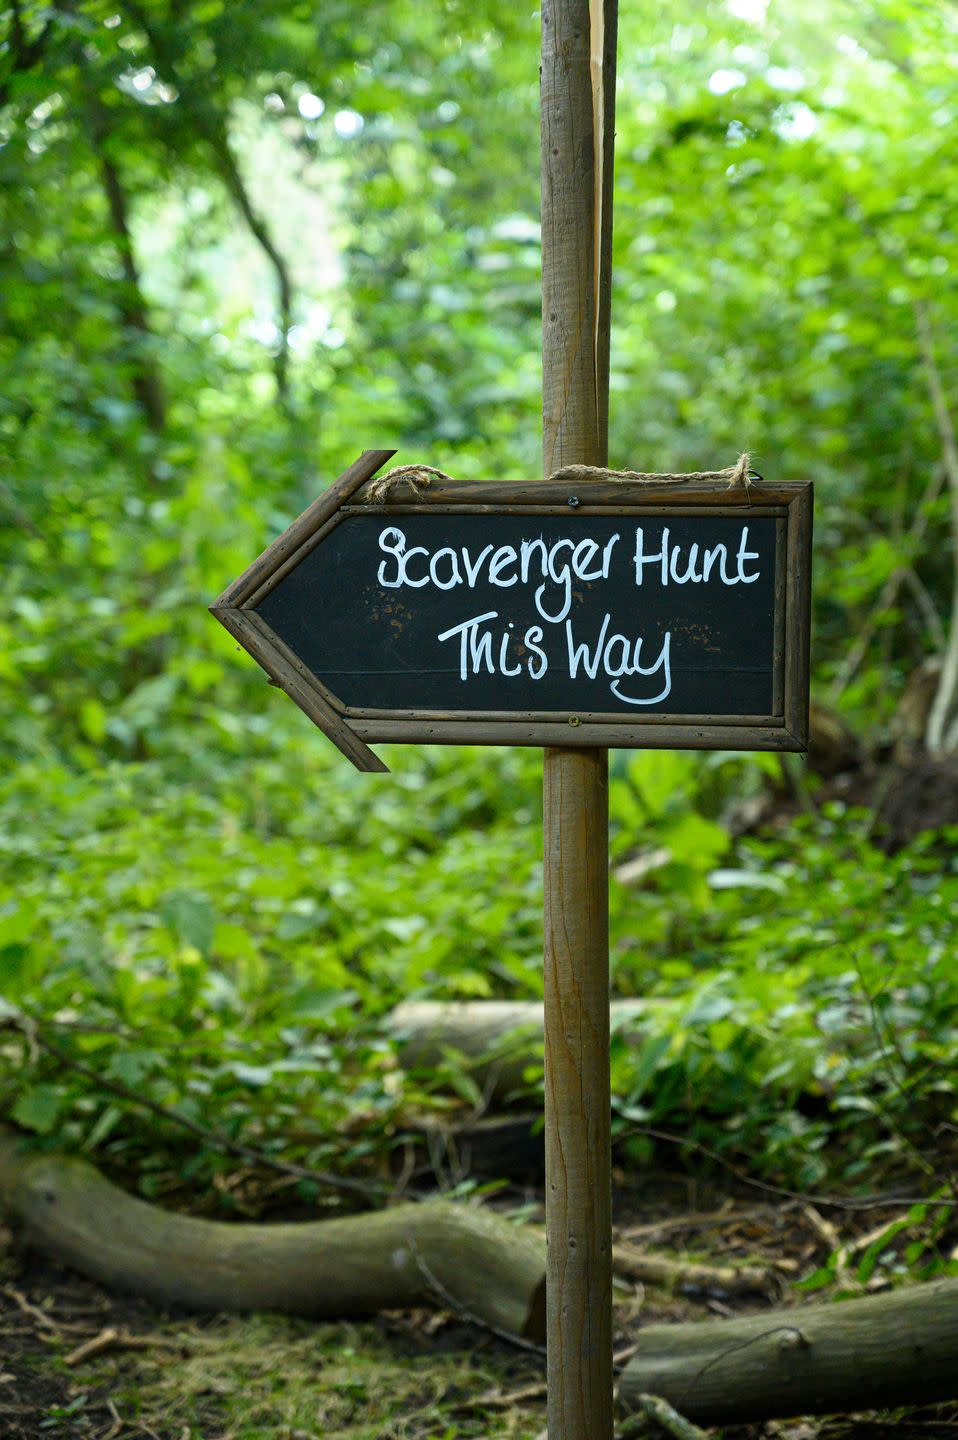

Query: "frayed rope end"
left=726, top=452, right=751, bottom=489
left=365, top=465, right=454, bottom=505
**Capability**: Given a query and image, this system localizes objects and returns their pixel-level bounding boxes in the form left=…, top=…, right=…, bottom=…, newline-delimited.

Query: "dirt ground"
left=3, top=1184, right=958, bottom=1440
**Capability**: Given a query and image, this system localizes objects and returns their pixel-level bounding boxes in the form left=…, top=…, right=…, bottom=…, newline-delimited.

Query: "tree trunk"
left=97, top=147, right=167, bottom=434
left=121, top=0, right=293, bottom=406
left=619, top=1277, right=958, bottom=1425
left=79, top=77, right=167, bottom=435
left=389, top=998, right=648, bottom=1102
left=0, top=1128, right=545, bottom=1341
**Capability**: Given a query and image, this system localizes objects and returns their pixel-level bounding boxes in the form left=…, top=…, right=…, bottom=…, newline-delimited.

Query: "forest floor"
left=3, top=1177, right=958, bottom=1440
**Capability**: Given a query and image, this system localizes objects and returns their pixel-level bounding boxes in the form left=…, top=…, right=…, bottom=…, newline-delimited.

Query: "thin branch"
left=408, top=1237, right=548, bottom=1360
left=0, top=0, right=54, bottom=105
left=91, top=112, right=167, bottom=433
left=450, top=1381, right=547, bottom=1414
left=8, top=0, right=54, bottom=67
left=616, top=1119, right=957, bottom=1210
left=610, top=1242, right=776, bottom=1298
left=2, top=1283, right=89, bottom=1335
left=119, top=0, right=293, bottom=404
left=212, top=133, right=293, bottom=401
left=916, top=302, right=958, bottom=751
left=39, top=1, right=166, bottom=438
left=902, top=564, right=947, bottom=654
left=619, top=1393, right=710, bottom=1440
left=945, top=707, right=958, bottom=754
left=618, top=1203, right=789, bottom=1242
left=63, top=1325, right=189, bottom=1367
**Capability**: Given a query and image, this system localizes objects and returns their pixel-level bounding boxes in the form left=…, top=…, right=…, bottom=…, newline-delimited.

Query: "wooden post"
left=541, top=2, right=617, bottom=1438
left=543, top=749, right=612, bottom=1438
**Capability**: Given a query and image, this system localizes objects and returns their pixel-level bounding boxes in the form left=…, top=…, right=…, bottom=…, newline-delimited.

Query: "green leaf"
left=625, top=1032, right=672, bottom=1102
left=161, top=891, right=215, bottom=956
left=12, top=1085, right=63, bottom=1135
left=83, top=1104, right=123, bottom=1152
left=0, top=906, right=32, bottom=950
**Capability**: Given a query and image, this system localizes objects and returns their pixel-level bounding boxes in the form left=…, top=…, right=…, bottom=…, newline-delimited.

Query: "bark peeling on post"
left=541, top=0, right=617, bottom=1436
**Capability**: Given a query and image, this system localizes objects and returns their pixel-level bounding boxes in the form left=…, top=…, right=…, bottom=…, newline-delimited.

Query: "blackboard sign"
left=212, top=452, right=812, bottom=773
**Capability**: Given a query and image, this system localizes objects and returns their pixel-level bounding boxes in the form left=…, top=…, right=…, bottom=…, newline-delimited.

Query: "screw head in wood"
left=567, top=495, right=580, bottom=508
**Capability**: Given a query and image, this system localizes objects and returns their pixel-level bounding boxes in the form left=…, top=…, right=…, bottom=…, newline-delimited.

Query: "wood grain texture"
left=543, top=747, right=612, bottom=1440
left=210, top=450, right=395, bottom=772
left=350, top=718, right=803, bottom=749
left=0, top=1129, right=545, bottom=1338
left=785, top=483, right=814, bottom=747
left=389, top=997, right=648, bottom=1105
left=209, top=605, right=388, bottom=773
left=346, top=709, right=779, bottom=726
left=350, top=479, right=805, bottom=507
left=541, top=0, right=617, bottom=1435
left=542, top=1, right=605, bottom=475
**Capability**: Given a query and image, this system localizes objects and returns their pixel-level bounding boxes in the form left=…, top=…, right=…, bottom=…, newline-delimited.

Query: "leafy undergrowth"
left=1, top=508, right=956, bottom=1206
left=1, top=725, right=956, bottom=1207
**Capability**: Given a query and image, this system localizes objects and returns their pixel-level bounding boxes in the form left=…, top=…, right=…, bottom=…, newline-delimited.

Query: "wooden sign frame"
left=212, top=449, right=812, bottom=773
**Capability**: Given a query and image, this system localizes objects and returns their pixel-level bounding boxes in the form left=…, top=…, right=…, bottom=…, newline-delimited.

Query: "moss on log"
left=619, top=1277, right=958, bottom=1424
left=0, top=1128, right=546, bottom=1340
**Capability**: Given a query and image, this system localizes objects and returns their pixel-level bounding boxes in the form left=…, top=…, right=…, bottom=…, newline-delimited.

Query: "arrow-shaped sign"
left=211, top=450, right=811, bottom=772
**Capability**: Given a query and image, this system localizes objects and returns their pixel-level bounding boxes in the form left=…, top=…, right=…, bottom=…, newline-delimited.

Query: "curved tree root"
left=0, top=1128, right=545, bottom=1341
left=619, top=1276, right=958, bottom=1425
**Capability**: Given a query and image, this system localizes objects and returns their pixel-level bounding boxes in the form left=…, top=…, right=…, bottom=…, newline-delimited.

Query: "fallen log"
left=406, top=1111, right=545, bottom=1182
left=619, top=1276, right=958, bottom=1425
left=10, top=1124, right=956, bottom=1426
left=611, top=1243, right=773, bottom=1299
left=0, top=1127, right=545, bottom=1340
left=0, top=1126, right=777, bottom=1329
left=389, top=998, right=649, bottom=1101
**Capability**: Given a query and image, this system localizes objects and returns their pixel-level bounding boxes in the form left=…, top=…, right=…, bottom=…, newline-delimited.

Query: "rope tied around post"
left=364, top=452, right=758, bottom=503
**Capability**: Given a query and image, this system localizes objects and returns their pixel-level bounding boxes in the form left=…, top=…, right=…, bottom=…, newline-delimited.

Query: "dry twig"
left=64, top=1325, right=189, bottom=1367
left=619, top=1392, right=709, bottom=1440
left=611, top=1243, right=775, bottom=1298
left=1, top=1283, right=90, bottom=1335
left=408, top=1238, right=547, bottom=1360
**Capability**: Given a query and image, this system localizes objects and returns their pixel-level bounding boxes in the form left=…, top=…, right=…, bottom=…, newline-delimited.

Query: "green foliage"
left=2, top=713, right=955, bottom=1200
left=1, top=0, right=957, bottom=1225
left=0, top=737, right=545, bottom=1196
left=610, top=806, right=958, bottom=1189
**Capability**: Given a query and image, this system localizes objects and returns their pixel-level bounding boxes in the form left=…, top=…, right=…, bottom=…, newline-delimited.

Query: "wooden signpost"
left=212, top=3, right=812, bottom=1437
